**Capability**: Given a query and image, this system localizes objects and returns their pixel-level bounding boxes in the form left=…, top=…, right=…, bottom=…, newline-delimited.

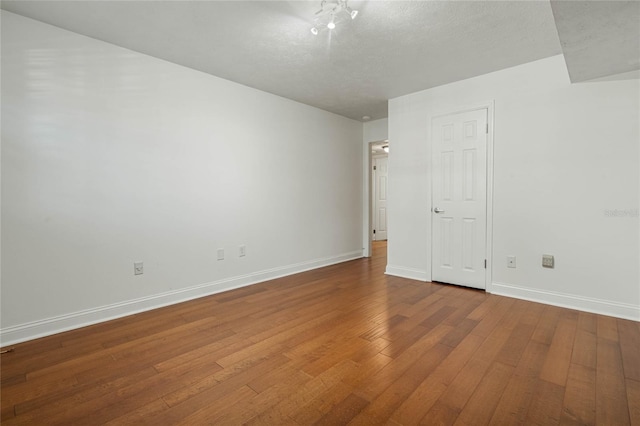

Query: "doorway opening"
left=367, top=140, right=389, bottom=257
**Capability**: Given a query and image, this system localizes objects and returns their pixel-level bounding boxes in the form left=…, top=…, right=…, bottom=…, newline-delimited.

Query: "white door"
left=432, top=108, right=488, bottom=289
left=373, top=156, right=388, bottom=241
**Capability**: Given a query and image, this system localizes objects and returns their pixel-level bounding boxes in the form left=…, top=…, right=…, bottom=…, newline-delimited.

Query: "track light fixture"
left=310, top=0, right=358, bottom=36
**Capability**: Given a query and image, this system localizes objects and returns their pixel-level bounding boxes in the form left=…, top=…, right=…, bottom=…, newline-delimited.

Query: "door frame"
left=365, top=140, right=388, bottom=257
left=428, top=101, right=495, bottom=292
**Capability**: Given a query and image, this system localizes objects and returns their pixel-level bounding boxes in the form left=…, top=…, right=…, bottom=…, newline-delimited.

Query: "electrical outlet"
left=239, top=245, right=246, bottom=257
left=217, top=248, right=224, bottom=261
left=134, top=262, right=144, bottom=275
left=542, top=254, right=554, bottom=268
left=507, top=256, right=516, bottom=268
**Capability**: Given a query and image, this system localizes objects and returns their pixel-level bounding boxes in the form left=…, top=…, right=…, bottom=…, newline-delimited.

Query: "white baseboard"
left=0, top=251, right=363, bottom=346
left=385, top=265, right=429, bottom=282
left=491, top=281, right=640, bottom=321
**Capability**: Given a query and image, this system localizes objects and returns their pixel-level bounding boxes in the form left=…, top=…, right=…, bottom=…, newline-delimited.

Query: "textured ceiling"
left=1, top=1, right=635, bottom=121
left=551, top=0, right=640, bottom=83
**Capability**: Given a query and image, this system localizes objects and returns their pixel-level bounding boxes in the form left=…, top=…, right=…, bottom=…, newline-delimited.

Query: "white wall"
left=362, top=118, right=389, bottom=256
left=1, top=12, right=363, bottom=344
left=388, top=55, right=639, bottom=320
left=363, top=119, right=388, bottom=145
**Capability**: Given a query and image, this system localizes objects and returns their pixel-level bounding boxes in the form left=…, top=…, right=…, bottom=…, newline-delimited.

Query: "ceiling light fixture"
left=310, top=0, right=358, bottom=35
left=383, top=145, right=389, bottom=153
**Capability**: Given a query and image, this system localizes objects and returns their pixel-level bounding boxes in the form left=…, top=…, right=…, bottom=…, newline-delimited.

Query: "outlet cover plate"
left=507, top=256, right=516, bottom=268
left=542, top=254, right=554, bottom=268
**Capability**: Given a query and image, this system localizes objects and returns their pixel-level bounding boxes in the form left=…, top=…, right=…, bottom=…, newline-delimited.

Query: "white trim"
left=0, top=251, right=362, bottom=346
left=491, top=281, right=640, bottom=321
left=428, top=101, right=495, bottom=290
left=484, top=102, right=495, bottom=293
left=363, top=140, right=373, bottom=258
left=385, top=265, right=429, bottom=281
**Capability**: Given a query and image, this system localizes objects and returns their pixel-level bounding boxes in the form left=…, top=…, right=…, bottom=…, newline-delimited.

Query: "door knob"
left=433, top=207, right=445, bottom=213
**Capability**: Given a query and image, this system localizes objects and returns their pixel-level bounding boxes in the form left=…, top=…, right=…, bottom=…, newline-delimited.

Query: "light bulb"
left=327, top=21, right=336, bottom=29
left=350, top=10, right=358, bottom=19
left=310, top=27, right=318, bottom=35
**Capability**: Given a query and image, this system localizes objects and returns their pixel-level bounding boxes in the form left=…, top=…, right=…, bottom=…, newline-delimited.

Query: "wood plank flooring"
left=2, top=241, right=639, bottom=425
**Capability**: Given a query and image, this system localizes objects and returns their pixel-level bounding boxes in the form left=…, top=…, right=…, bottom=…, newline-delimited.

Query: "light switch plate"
left=217, top=248, right=224, bottom=261
left=134, top=262, right=144, bottom=275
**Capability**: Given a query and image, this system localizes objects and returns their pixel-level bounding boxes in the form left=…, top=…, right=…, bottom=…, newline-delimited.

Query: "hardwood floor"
left=2, top=241, right=639, bottom=425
